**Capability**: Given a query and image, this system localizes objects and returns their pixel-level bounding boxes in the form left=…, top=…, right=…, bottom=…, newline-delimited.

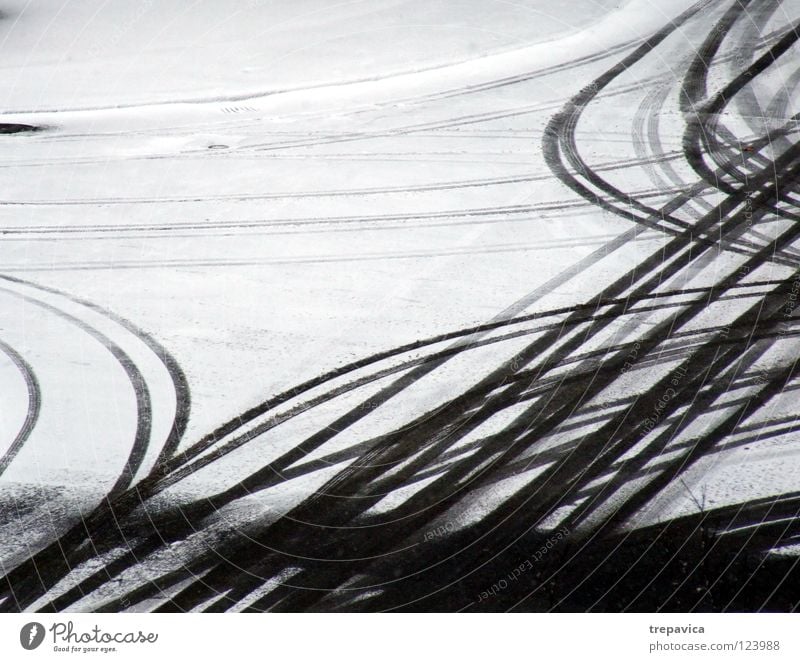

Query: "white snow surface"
left=1, top=0, right=799, bottom=599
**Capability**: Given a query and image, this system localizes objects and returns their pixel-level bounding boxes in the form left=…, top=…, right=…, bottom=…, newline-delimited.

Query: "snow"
left=1, top=0, right=799, bottom=610
left=0, top=0, right=623, bottom=112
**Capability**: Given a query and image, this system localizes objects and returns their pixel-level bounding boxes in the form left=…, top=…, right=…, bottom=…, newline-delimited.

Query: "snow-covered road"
left=1, top=0, right=800, bottom=612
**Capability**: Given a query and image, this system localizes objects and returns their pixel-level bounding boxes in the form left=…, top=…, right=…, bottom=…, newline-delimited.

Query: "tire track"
left=0, top=338, right=41, bottom=476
